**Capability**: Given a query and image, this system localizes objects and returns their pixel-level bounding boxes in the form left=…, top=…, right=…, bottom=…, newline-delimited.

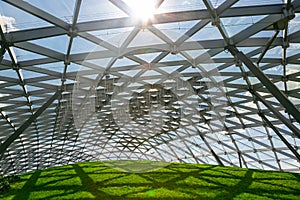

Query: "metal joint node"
left=253, top=96, right=257, bottom=103
left=105, top=73, right=110, bottom=79
left=117, top=48, right=124, bottom=59
left=281, top=76, right=288, bottom=82
left=170, top=45, right=178, bottom=55
left=137, top=21, right=151, bottom=30
left=211, top=10, right=220, bottom=26
left=248, top=85, right=254, bottom=94
left=282, top=39, right=289, bottom=49
left=241, top=71, right=247, bottom=79
left=12, top=63, right=20, bottom=70
left=19, top=79, right=25, bottom=86
left=59, top=86, right=64, bottom=92
left=191, top=59, right=197, bottom=68
left=227, top=38, right=234, bottom=46
left=282, top=5, right=295, bottom=20
left=258, top=112, right=263, bottom=117
left=268, top=136, right=273, bottom=140
left=64, top=57, right=70, bottom=65
left=1, top=44, right=8, bottom=54
left=281, top=59, right=288, bottom=66
left=68, top=27, right=78, bottom=37
left=117, top=54, right=124, bottom=59
left=234, top=55, right=242, bottom=67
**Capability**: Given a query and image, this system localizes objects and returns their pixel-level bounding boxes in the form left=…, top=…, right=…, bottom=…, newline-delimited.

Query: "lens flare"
left=124, top=0, right=157, bottom=22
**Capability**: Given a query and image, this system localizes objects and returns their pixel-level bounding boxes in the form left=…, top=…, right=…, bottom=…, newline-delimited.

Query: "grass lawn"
left=1, top=160, right=299, bottom=199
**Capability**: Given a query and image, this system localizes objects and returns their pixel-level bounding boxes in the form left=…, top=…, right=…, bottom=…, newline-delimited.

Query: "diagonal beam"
left=231, top=14, right=283, bottom=44
left=14, top=42, right=65, bottom=60
left=203, top=0, right=232, bottom=44
left=259, top=113, right=300, bottom=162
left=3, top=0, right=69, bottom=30
left=198, top=130, right=224, bottom=166
left=109, top=0, right=133, bottom=15
left=175, top=19, right=210, bottom=45
left=257, top=30, right=280, bottom=65
left=292, top=0, right=300, bottom=9
left=225, top=45, right=300, bottom=125
left=216, top=0, right=239, bottom=14
left=252, top=91, right=300, bottom=138
left=0, top=90, right=60, bottom=155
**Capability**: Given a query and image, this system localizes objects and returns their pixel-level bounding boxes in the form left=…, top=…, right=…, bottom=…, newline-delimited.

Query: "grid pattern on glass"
left=0, top=0, right=299, bottom=174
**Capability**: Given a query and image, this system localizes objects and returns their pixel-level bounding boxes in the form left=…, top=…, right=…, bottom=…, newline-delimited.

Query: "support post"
left=238, top=152, right=242, bottom=168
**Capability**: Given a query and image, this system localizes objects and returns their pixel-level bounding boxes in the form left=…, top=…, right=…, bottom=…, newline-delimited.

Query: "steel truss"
left=0, top=0, right=300, bottom=174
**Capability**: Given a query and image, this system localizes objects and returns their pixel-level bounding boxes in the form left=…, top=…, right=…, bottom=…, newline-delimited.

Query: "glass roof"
left=0, top=0, right=300, bottom=174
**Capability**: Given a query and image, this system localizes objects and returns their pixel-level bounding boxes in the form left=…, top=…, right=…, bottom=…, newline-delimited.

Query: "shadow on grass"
left=0, top=161, right=299, bottom=199
left=12, top=170, right=41, bottom=200
left=73, top=164, right=112, bottom=199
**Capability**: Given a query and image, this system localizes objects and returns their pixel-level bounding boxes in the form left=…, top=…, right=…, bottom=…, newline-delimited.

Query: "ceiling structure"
left=0, top=0, right=300, bottom=175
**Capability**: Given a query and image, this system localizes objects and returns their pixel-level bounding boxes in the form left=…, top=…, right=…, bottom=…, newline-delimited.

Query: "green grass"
left=1, top=160, right=299, bottom=199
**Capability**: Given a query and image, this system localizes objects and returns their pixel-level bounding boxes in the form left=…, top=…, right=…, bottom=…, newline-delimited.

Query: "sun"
left=124, top=0, right=157, bottom=23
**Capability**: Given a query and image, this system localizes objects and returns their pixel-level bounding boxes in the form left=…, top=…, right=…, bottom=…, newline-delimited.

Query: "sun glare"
left=124, top=0, right=157, bottom=22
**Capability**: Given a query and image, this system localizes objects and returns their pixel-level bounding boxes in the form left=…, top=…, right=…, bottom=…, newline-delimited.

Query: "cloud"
left=0, top=15, right=17, bottom=32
